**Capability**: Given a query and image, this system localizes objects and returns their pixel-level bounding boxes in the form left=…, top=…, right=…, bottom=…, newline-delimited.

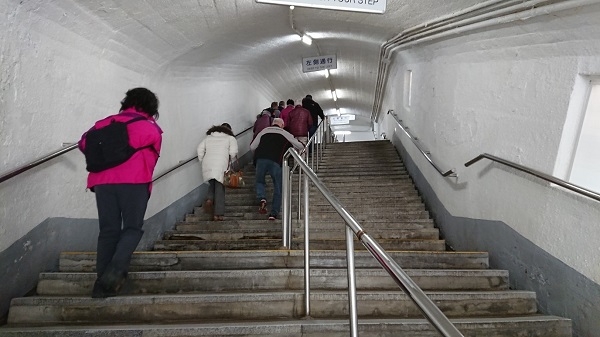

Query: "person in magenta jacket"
left=78, top=87, right=163, bottom=298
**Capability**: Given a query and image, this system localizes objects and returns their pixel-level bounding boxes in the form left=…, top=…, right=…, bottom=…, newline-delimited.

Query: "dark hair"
left=302, top=97, right=310, bottom=107
left=305, top=94, right=312, bottom=99
left=206, top=124, right=234, bottom=136
left=120, top=87, right=160, bottom=119
left=286, top=99, right=294, bottom=105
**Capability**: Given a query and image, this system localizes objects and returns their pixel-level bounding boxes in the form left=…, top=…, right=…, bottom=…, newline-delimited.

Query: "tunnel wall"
left=380, top=4, right=600, bottom=336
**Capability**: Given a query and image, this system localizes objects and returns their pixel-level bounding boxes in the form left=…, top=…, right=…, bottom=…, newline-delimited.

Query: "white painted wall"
left=0, top=2, right=272, bottom=253
left=0, top=1, right=153, bottom=252
left=336, top=131, right=375, bottom=142
left=380, top=5, right=600, bottom=284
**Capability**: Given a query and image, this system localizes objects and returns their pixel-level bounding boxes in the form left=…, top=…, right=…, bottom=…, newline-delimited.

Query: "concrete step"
left=317, top=161, right=405, bottom=168
left=306, top=199, right=426, bottom=207
left=317, top=160, right=404, bottom=167
left=303, top=211, right=431, bottom=220
left=36, top=269, right=510, bottom=296
left=315, top=168, right=407, bottom=175
left=0, top=316, right=572, bottom=337
left=318, top=173, right=412, bottom=182
left=316, top=173, right=410, bottom=180
left=7, top=291, right=538, bottom=325
left=164, top=229, right=281, bottom=241
left=297, top=227, right=440, bottom=240
left=320, top=151, right=400, bottom=157
left=192, top=201, right=427, bottom=215
left=177, top=219, right=436, bottom=231
left=58, top=250, right=490, bottom=272
left=165, top=227, right=440, bottom=241
left=221, top=190, right=418, bottom=200
left=209, top=194, right=422, bottom=207
left=184, top=211, right=430, bottom=222
left=152, top=238, right=446, bottom=251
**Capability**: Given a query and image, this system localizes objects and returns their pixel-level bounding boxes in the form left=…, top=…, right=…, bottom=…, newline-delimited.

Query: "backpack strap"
left=123, top=116, right=149, bottom=125
left=121, top=115, right=160, bottom=157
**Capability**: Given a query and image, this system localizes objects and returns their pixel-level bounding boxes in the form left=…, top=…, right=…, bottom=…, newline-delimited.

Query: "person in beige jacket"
left=197, top=123, right=238, bottom=221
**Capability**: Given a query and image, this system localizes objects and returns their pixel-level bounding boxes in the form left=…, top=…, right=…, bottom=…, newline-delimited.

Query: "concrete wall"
left=0, top=1, right=269, bottom=318
left=379, top=4, right=600, bottom=337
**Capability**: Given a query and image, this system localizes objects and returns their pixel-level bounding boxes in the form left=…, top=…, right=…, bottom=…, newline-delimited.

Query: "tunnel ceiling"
left=64, top=0, right=485, bottom=131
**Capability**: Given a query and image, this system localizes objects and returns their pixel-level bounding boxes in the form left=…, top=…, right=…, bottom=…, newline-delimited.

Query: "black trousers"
left=94, top=183, right=149, bottom=277
left=207, top=179, right=226, bottom=216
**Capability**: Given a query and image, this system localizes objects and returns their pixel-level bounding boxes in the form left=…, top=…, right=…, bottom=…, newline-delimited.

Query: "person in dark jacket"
left=302, top=94, right=324, bottom=138
left=250, top=118, right=304, bottom=220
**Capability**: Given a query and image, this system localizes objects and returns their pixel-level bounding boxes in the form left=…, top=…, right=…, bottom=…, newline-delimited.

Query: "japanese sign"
left=302, top=54, right=337, bottom=73
left=256, top=0, right=386, bottom=14
left=330, top=115, right=355, bottom=125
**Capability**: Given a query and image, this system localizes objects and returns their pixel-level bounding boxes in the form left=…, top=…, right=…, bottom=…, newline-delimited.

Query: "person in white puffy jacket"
left=197, top=123, right=238, bottom=221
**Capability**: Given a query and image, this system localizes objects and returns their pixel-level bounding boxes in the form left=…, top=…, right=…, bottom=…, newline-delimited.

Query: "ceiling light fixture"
left=301, top=34, right=312, bottom=45
left=290, top=5, right=294, bottom=9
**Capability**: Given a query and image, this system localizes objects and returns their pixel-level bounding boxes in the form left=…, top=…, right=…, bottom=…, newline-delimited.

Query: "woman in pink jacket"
left=78, top=87, right=163, bottom=298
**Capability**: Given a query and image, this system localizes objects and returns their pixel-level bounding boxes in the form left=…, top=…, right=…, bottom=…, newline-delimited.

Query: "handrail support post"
left=282, top=158, right=291, bottom=248
left=346, top=225, right=359, bottom=337
left=303, top=171, right=311, bottom=317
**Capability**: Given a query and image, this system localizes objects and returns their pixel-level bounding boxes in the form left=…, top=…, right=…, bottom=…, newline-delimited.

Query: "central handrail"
left=282, top=149, right=464, bottom=337
left=388, top=110, right=457, bottom=177
left=465, top=153, right=600, bottom=202
left=0, top=126, right=253, bottom=185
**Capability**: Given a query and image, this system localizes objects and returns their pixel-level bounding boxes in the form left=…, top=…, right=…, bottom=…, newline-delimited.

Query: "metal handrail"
left=388, top=111, right=456, bottom=177
left=465, top=153, right=600, bottom=202
left=288, top=119, right=335, bottom=224
left=0, top=144, right=79, bottom=184
left=282, top=148, right=464, bottom=337
left=0, top=126, right=253, bottom=185
left=304, top=117, right=330, bottom=171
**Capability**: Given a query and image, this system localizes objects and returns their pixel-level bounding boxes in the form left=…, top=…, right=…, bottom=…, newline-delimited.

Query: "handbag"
left=224, top=158, right=244, bottom=188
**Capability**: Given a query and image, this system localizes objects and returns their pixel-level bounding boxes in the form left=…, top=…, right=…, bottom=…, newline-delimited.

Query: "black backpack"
left=84, top=116, right=152, bottom=173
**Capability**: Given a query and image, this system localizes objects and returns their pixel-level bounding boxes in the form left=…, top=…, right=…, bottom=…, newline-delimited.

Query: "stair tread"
left=5, top=141, right=571, bottom=336
left=0, top=316, right=572, bottom=332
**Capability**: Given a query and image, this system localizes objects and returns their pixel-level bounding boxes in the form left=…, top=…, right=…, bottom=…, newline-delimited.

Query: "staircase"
left=2, top=140, right=572, bottom=336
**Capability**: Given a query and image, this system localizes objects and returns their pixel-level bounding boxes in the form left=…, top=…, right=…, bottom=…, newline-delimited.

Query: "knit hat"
left=272, top=118, right=284, bottom=128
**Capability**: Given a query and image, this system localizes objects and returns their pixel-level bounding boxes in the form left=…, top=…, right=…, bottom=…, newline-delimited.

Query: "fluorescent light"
left=290, top=5, right=294, bottom=9
left=301, top=35, right=312, bottom=45
left=331, top=90, right=337, bottom=101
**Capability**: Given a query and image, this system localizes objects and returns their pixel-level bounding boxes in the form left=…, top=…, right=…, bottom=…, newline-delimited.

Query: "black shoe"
left=91, top=279, right=117, bottom=298
left=98, top=268, right=127, bottom=294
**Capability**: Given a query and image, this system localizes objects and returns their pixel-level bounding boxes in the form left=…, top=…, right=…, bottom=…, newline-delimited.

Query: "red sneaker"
left=258, top=199, right=267, bottom=214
